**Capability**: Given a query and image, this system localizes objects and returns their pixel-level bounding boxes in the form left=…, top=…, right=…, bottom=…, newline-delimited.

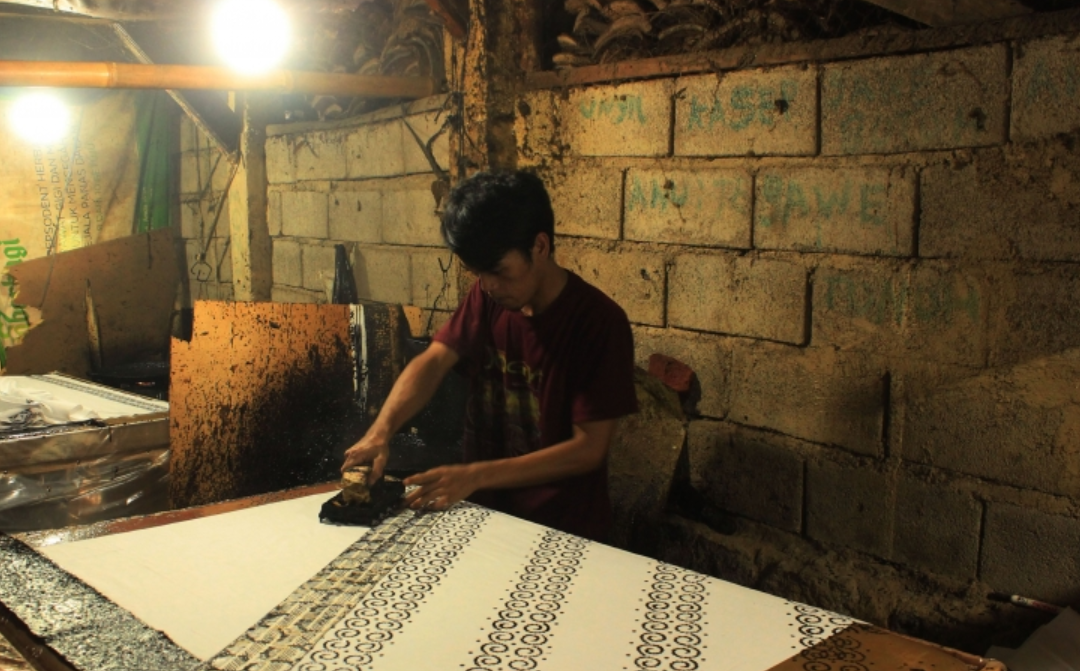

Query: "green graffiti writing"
left=686, top=80, right=798, bottom=132
left=579, top=94, right=647, bottom=125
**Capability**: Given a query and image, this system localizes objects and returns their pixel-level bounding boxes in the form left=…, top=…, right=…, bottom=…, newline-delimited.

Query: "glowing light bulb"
left=8, top=92, right=70, bottom=145
left=213, top=0, right=291, bottom=75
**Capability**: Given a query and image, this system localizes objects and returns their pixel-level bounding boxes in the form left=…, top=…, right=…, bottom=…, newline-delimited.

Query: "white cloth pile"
left=0, top=377, right=100, bottom=431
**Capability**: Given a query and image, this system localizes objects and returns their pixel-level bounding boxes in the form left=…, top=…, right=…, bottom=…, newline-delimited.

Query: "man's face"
left=470, top=249, right=540, bottom=312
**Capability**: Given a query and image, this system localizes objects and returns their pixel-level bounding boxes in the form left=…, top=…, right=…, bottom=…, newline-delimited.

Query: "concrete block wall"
left=177, top=117, right=235, bottom=303
left=264, top=96, right=456, bottom=332
left=518, top=31, right=1080, bottom=607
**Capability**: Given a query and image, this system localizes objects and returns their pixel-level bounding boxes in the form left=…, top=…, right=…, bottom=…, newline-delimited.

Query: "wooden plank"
left=168, top=301, right=362, bottom=508
left=423, top=0, right=468, bottom=40
left=0, top=0, right=365, bottom=22
left=524, top=8, right=1080, bottom=91
left=859, top=0, right=1031, bottom=27
left=5, top=230, right=179, bottom=379
left=227, top=94, right=272, bottom=302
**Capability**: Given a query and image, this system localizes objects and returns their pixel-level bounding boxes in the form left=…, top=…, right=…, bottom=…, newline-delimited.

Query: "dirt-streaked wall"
left=517, top=23, right=1080, bottom=651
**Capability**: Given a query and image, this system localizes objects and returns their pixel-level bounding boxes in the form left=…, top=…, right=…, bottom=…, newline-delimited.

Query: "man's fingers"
left=370, top=453, right=387, bottom=485
left=403, top=469, right=441, bottom=487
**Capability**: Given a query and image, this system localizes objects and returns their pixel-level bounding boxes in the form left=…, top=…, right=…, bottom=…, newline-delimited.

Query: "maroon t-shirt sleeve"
left=569, top=303, right=638, bottom=424
left=432, top=280, right=485, bottom=361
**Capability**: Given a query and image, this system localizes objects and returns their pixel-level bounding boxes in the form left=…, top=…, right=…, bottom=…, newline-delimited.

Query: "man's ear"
left=533, top=232, right=552, bottom=260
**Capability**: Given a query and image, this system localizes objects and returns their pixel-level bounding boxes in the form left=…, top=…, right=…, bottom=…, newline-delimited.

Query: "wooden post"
left=228, top=93, right=272, bottom=302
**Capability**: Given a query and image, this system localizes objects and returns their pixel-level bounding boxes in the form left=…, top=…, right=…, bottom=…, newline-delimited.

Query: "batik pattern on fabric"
left=632, top=563, right=710, bottom=670
left=204, top=504, right=488, bottom=671
left=469, top=529, right=589, bottom=670
left=295, top=504, right=491, bottom=670
left=784, top=602, right=857, bottom=649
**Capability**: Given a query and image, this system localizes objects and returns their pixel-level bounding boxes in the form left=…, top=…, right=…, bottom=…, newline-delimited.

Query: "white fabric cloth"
left=41, top=494, right=371, bottom=660
left=39, top=494, right=858, bottom=669
left=0, top=374, right=167, bottom=430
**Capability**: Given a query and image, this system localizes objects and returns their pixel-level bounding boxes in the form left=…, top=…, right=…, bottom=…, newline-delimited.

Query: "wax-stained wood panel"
left=6, top=230, right=178, bottom=377
left=169, top=301, right=364, bottom=509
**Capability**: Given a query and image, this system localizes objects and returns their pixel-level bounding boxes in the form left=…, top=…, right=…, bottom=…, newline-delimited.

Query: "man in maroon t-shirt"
left=342, top=170, right=637, bottom=541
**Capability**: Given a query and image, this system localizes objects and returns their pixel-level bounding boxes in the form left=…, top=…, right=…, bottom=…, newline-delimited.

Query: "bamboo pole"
left=0, top=61, right=437, bottom=99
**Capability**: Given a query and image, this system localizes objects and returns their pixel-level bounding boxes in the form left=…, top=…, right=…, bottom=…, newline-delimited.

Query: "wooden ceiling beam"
left=0, top=0, right=361, bottom=22
left=0, top=60, right=437, bottom=98
left=859, top=0, right=1032, bottom=27
left=422, top=0, right=468, bottom=39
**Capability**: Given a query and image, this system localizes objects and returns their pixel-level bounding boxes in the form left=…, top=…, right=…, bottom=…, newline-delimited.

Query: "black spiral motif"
left=468, top=529, right=589, bottom=671
left=296, top=505, right=490, bottom=670
left=202, top=503, right=486, bottom=671
left=631, top=563, right=709, bottom=671
left=783, top=602, right=856, bottom=650
left=787, top=623, right=873, bottom=671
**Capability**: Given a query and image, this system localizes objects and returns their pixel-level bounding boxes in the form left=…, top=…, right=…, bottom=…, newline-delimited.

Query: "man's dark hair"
left=440, top=170, right=555, bottom=273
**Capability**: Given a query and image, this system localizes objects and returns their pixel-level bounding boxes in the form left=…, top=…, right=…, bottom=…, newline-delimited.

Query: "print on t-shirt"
left=467, top=346, right=542, bottom=458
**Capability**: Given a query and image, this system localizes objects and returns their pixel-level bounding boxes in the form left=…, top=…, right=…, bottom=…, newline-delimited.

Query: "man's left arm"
left=403, top=419, right=617, bottom=510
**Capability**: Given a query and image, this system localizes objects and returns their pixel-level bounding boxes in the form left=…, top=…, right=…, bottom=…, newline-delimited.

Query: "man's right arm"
left=341, top=340, right=461, bottom=481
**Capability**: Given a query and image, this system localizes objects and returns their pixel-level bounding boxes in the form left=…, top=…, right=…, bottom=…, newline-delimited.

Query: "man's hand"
left=403, top=464, right=483, bottom=511
left=342, top=430, right=390, bottom=484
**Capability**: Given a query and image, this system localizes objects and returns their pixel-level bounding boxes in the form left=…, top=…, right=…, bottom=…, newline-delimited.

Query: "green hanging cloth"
left=133, top=91, right=173, bottom=234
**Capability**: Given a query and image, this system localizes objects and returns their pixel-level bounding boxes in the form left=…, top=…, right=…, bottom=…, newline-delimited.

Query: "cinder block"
left=730, top=343, right=886, bottom=455
left=675, top=66, right=817, bottom=157
left=294, top=131, right=348, bottom=181
left=271, top=285, right=323, bottom=304
left=981, top=504, right=1080, bottom=603
left=353, top=245, right=411, bottom=304
left=267, top=191, right=282, bottom=237
left=813, top=261, right=906, bottom=353
left=813, top=261, right=985, bottom=366
left=272, top=238, right=302, bottom=287
left=821, top=45, right=1008, bottom=155
left=544, top=164, right=623, bottom=240
left=1012, top=34, right=1080, bottom=142
left=565, top=80, right=673, bottom=157
left=301, top=243, right=336, bottom=293
left=905, top=263, right=986, bottom=367
left=688, top=421, right=803, bottom=532
left=624, top=168, right=751, bottom=247
left=380, top=177, right=442, bottom=247
left=516, top=90, right=559, bottom=166
left=806, top=459, right=892, bottom=559
left=402, top=110, right=450, bottom=174
left=281, top=190, right=329, bottom=239
left=921, top=147, right=1080, bottom=262
left=180, top=196, right=221, bottom=240
left=670, top=253, right=807, bottom=344
left=893, top=477, right=981, bottom=580
left=180, top=149, right=220, bottom=195
left=329, top=186, right=382, bottom=243
left=988, top=265, right=1080, bottom=366
left=755, top=167, right=916, bottom=256
left=180, top=117, right=203, bottom=153
left=559, top=241, right=665, bottom=326
left=901, top=354, right=1080, bottom=496
left=410, top=248, right=457, bottom=309
left=265, top=135, right=295, bottom=185
left=215, top=239, right=233, bottom=284
left=633, top=326, right=731, bottom=418
left=347, top=121, right=405, bottom=178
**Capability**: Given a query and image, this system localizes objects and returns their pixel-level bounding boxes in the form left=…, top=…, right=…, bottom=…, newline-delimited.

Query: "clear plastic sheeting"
left=0, top=374, right=170, bottom=532
left=0, top=447, right=170, bottom=532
